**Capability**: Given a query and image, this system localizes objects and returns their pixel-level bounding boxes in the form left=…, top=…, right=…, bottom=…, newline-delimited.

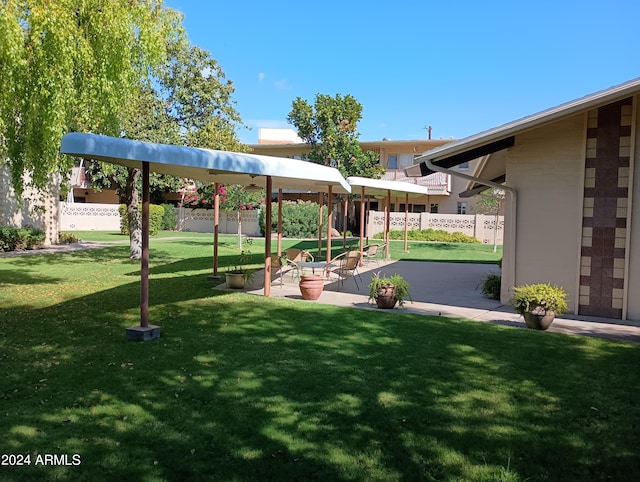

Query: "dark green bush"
left=118, top=204, right=164, bottom=236
left=259, top=200, right=328, bottom=238
left=0, top=226, right=45, bottom=251
left=160, top=203, right=177, bottom=231
left=481, top=273, right=501, bottom=300
left=374, top=228, right=479, bottom=243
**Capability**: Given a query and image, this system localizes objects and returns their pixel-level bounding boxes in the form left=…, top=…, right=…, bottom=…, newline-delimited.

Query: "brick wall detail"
left=579, top=98, right=632, bottom=318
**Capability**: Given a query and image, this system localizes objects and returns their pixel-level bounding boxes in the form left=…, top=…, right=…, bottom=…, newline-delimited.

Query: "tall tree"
left=86, top=33, right=249, bottom=258
left=288, top=93, right=383, bottom=234
left=287, top=93, right=384, bottom=179
left=218, top=184, right=263, bottom=250
left=159, top=42, right=247, bottom=152
left=90, top=40, right=248, bottom=197
left=474, top=187, right=505, bottom=253
left=0, top=0, right=176, bottom=198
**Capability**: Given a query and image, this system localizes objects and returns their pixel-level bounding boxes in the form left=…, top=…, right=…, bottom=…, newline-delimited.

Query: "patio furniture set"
left=273, top=244, right=385, bottom=293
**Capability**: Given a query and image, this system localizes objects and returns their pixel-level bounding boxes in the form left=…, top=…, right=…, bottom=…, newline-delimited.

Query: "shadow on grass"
left=0, top=267, right=64, bottom=286
left=3, top=246, right=133, bottom=267
left=1, top=266, right=639, bottom=480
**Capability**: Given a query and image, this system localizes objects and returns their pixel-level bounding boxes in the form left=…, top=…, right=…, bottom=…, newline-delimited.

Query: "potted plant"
left=480, top=273, right=501, bottom=300
left=368, top=272, right=411, bottom=309
left=512, top=283, right=568, bottom=330
left=299, top=274, right=324, bottom=300
left=225, top=244, right=254, bottom=289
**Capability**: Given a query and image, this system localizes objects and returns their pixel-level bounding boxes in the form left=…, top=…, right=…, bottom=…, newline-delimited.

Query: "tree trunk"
left=125, top=167, right=142, bottom=260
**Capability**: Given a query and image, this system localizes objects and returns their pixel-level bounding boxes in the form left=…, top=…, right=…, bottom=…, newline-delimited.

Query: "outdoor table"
left=296, top=261, right=332, bottom=275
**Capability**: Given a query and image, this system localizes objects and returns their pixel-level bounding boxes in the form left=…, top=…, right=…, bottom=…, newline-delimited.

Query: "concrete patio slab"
left=216, top=258, right=640, bottom=344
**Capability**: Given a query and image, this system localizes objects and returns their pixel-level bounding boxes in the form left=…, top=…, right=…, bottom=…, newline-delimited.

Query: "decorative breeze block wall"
left=366, top=211, right=504, bottom=244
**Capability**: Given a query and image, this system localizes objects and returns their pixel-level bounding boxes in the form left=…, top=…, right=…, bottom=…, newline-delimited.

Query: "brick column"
left=579, top=98, right=632, bottom=318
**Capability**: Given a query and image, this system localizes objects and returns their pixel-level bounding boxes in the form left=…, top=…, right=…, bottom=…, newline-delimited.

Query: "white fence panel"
left=58, top=203, right=502, bottom=244
left=423, top=213, right=476, bottom=238
left=177, top=208, right=262, bottom=236
left=366, top=211, right=504, bottom=244
left=58, top=203, right=263, bottom=235
left=59, top=202, right=121, bottom=231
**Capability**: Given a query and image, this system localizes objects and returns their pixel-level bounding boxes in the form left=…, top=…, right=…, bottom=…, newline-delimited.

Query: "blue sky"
left=165, top=0, right=640, bottom=145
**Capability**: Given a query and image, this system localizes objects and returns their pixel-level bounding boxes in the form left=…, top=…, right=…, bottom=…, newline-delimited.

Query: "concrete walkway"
left=224, top=258, right=640, bottom=344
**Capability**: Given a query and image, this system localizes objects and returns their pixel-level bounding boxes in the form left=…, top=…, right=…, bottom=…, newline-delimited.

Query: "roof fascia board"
left=405, top=137, right=514, bottom=177
left=459, top=175, right=506, bottom=198
left=408, top=77, right=640, bottom=170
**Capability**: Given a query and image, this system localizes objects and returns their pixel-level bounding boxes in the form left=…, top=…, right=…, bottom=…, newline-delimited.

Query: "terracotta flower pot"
left=375, top=286, right=397, bottom=309
left=299, top=274, right=324, bottom=300
left=523, top=305, right=556, bottom=330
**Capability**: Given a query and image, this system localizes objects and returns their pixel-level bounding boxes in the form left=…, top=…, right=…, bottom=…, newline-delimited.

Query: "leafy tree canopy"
left=181, top=183, right=262, bottom=211
left=0, top=0, right=176, bottom=198
left=287, top=93, right=384, bottom=179
left=474, top=187, right=505, bottom=215
left=86, top=33, right=249, bottom=203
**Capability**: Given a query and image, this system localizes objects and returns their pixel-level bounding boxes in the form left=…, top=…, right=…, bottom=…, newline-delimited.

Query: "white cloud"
left=258, top=72, right=265, bottom=81
left=274, top=79, right=290, bottom=90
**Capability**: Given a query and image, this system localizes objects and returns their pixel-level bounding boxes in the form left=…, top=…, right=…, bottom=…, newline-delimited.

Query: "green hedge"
left=0, top=226, right=45, bottom=251
left=160, top=203, right=177, bottom=231
left=259, top=200, right=328, bottom=238
left=374, top=228, right=480, bottom=243
left=118, top=204, right=164, bottom=236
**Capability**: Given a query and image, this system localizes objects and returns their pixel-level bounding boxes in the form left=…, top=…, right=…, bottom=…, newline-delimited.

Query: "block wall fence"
left=58, top=203, right=503, bottom=244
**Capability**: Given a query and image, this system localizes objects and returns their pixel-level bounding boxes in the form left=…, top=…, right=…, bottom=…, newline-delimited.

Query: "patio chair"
left=362, top=243, right=384, bottom=265
left=269, top=254, right=284, bottom=287
left=324, top=250, right=362, bottom=290
left=284, top=248, right=314, bottom=280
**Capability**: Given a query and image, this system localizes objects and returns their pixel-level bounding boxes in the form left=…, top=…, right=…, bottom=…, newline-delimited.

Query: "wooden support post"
left=404, top=192, right=409, bottom=253
left=141, top=161, right=150, bottom=327
left=327, top=185, right=332, bottom=262
left=318, top=192, right=323, bottom=258
left=264, top=176, right=272, bottom=297
left=213, top=182, right=219, bottom=276
left=342, top=195, right=348, bottom=250
left=365, top=196, right=370, bottom=245
left=359, top=186, right=365, bottom=266
left=385, top=190, right=391, bottom=260
left=277, top=188, right=283, bottom=257
left=126, top=161, right=160, bottom=341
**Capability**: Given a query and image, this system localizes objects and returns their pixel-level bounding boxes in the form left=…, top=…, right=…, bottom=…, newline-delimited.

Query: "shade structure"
left=346, top=176, right=433, bottom=259
left=346, top=176, right=434, bottom=199
left=60, top=132, right=351, bottom=331
left=61, top=133, right=351, bottom=194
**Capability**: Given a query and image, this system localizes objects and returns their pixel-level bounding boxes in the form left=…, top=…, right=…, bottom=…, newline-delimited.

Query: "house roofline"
left=411, top=77, right=640, bottom=167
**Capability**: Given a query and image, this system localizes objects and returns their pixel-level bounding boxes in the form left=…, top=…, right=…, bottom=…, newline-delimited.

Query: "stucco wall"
left=502, top=115, right=586, bottom=311
left=0, top=166, right=60, bottom=246
left=626, top=100, right=640, bottom=320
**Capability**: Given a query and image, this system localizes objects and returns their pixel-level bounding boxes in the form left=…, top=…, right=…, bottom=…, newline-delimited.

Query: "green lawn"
left=67, top=230, right=503, bottom=264
left=0, top=238, right=637, bottom=481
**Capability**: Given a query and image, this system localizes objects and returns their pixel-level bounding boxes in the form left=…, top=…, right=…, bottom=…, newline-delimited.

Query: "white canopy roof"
left=60, top=133, right=351, bottom=194
left=346, top=176, right=432, bottom=198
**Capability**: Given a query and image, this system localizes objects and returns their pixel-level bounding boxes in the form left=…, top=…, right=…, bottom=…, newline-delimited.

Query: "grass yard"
left=0, top=237, right=638, bottom=481
left=66, top=230, right=503, bottom=265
